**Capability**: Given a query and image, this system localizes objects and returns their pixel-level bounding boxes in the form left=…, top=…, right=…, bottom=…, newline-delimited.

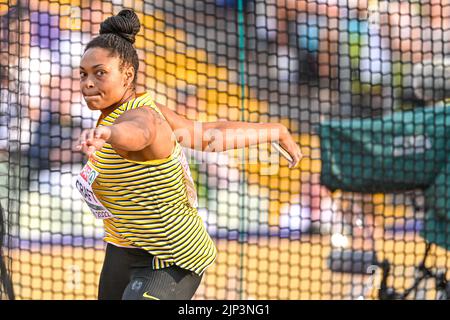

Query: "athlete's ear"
left=124, top=65, right=134, bottom=88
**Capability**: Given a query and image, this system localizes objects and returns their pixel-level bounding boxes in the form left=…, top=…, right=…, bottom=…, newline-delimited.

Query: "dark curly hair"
left=84, top=9, right=141, bottom=86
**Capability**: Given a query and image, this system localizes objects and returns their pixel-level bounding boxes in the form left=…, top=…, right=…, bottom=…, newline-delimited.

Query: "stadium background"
left=1, top=0, right=449, bottom=299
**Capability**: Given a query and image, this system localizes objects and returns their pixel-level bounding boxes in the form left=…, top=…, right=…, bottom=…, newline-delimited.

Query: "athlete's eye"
left=96, top=70, right=106, bottom=77
left=80, top=71, right=87, bottom=78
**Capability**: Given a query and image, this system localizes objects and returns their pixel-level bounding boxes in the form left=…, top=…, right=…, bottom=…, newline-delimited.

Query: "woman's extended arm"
left=201, top=120, right=288, bottom=152
left=76, top=107, right=156, bottom=157
left=157, top=103, right=302, bottom=167
left=202, top=120, right=302, bottom=168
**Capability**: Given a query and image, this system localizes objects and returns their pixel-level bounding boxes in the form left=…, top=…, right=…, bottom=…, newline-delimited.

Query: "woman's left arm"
left=76, top=107, right=157, bottom=157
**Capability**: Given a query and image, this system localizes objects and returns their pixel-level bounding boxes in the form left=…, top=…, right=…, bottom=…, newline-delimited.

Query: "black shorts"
left=98, top=243, right=203, bottom=300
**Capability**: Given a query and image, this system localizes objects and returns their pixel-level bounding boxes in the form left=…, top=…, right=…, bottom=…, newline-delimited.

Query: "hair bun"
left=99, top=9, right=141, bottom=44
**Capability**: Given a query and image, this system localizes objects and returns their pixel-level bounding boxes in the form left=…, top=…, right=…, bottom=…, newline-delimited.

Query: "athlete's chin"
left=86, top=103, right=102, bottom=111
left=84, top=98, right=104, bottom=110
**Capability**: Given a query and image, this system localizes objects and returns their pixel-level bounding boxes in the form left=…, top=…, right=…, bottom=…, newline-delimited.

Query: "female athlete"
left=75, top=9, right=301, bottom=300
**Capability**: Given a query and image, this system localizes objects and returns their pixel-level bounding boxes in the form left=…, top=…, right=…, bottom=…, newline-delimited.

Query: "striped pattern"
left=87, top=92, right=217, bottom=275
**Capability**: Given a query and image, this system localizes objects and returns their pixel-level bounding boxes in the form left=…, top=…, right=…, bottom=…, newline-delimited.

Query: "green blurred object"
left=318, top=105, right=450, bottom=250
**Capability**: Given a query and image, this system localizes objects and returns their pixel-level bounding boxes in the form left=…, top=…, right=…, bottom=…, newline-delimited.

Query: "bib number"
left=76, top=162, right=114, bottom=219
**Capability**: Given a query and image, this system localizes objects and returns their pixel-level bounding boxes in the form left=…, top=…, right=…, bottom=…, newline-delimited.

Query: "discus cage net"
left=1, top=0, right=449, bottom=300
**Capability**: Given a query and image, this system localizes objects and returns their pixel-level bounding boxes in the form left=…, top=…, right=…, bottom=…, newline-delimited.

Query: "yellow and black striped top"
left=86, top=92, right=217, bottom=275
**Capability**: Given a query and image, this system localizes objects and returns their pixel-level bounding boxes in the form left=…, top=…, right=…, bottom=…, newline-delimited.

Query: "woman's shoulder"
left=138, top=97, right=167, bottom=121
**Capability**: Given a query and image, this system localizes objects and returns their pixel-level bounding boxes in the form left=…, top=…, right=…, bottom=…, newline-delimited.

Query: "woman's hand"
left=76, top=126, right=112, bottom=158
left=278, top=125, right=302, bottom=169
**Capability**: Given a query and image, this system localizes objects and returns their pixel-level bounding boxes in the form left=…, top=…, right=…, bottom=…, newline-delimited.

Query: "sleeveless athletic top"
left=77, top=92, right=217, bottom=275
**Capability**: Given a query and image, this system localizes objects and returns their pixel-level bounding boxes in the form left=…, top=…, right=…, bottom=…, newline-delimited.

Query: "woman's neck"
left=100, top=89, right=137, bottom=117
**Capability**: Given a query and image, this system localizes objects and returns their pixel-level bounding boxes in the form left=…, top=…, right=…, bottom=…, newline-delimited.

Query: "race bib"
left=75, top=162, right=115, bottom=219
left=178, top=149, right=198, bottom=208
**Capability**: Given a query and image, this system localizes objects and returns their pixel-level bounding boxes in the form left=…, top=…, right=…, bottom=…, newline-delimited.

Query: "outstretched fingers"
left=75, top=128, right=108, bottom=157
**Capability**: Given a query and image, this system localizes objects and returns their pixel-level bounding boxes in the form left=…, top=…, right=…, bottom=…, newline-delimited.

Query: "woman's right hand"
left=278, top=125, right=303, bottom=169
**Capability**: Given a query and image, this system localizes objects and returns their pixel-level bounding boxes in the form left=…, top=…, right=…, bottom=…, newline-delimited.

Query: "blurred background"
left=1, top=0, right=450, bottom=300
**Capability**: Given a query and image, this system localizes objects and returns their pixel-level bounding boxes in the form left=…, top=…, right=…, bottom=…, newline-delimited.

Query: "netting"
left=1, top=0, right=450, bottom=300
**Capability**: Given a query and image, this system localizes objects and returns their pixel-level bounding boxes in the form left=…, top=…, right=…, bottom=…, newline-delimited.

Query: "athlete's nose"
left=85, top=77, right=95, bottom=89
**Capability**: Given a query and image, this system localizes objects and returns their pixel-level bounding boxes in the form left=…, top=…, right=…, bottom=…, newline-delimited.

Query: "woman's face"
left=79, top=47, right=133, bottom=110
